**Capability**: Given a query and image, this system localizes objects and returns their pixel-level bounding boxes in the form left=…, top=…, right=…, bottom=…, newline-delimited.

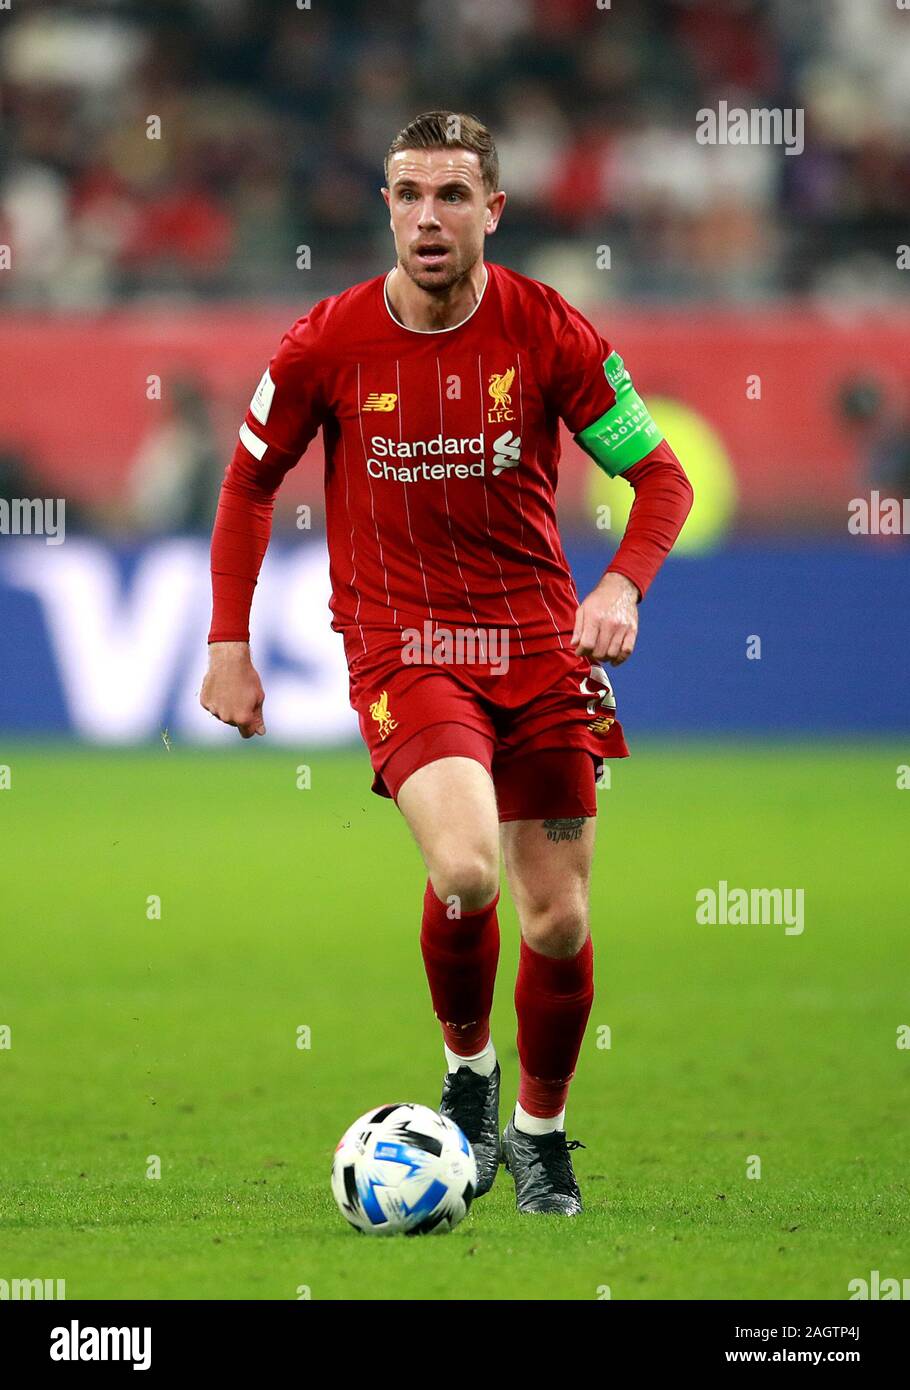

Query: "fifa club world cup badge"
left=369, top=690, right=399, bottom=741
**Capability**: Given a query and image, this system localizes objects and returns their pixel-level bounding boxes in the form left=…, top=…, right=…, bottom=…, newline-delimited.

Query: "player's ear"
left=380, top=186, right=391, bottom=211
left=485, top=190, right=506, bottom=234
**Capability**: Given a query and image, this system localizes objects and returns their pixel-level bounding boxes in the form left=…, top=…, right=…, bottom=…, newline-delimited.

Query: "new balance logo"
left=362, top=393, right=398, bottom=412
left=492, top=430, right=521, bottom=476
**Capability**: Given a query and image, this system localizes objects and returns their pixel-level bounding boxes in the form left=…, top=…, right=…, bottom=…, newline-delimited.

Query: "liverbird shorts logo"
left=369, top=689, right=399, bottom=740
left=487, top=367, right=516, bottom=423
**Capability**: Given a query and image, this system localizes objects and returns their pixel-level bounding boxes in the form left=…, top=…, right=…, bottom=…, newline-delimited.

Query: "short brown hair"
left=384, top=111, right=499, bottom=193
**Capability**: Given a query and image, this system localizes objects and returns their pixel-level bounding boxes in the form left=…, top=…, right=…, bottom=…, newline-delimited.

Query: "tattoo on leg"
left=543, top=817, right=586, bottom=843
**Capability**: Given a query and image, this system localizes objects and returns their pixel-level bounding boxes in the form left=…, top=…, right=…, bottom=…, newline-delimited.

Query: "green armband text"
left=574, top=351, right=663, bottom=476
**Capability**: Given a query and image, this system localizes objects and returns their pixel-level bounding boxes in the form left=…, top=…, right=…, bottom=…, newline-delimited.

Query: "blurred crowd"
left=1, top=0, right=909, bottom=306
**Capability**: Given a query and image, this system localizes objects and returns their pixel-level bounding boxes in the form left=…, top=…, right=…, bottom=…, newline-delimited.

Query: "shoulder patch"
left=250, top=369, right=276, bottom=426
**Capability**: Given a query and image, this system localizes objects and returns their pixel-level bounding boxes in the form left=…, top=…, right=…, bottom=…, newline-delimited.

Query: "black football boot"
left=501, top=1112, right=586, bottom=1214
left=439, top=1062, right=502, bottom=1197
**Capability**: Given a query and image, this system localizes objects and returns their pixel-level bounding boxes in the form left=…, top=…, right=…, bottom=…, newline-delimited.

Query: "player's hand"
left=572, top=572, right=640, bottom=666
left=200, top=641, right=266, bottom=738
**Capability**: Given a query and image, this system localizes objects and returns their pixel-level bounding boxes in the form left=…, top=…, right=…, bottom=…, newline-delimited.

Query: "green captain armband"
left=573, top=351, right=663, bottom=476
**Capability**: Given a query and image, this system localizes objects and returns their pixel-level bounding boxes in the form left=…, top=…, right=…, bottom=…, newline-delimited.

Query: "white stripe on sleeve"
left=239, top=421, right=268, bottom=460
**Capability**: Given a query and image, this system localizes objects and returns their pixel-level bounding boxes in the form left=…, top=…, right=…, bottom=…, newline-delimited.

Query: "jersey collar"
left=382, top=264, right=490, bottom=334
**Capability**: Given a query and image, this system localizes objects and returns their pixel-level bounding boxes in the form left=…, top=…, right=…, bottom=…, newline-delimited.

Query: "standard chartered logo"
left=366, top=432, right=521, bottom=482
left=491, top=430, right=521, bottom=475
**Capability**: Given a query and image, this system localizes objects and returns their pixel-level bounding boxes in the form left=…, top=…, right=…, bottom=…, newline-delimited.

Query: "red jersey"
left=209, top=261, right=692, bottom=702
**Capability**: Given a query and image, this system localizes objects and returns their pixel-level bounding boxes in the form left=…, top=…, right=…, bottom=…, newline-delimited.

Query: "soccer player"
left=202, top=112, right=693, bottom=1216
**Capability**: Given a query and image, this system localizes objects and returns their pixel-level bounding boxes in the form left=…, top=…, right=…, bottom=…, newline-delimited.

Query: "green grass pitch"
left=1, top=741, right=907, bottom=1300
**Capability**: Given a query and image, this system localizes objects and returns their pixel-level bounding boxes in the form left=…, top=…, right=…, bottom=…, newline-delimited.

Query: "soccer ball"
left=331, top=1102, right=477, bottom=1235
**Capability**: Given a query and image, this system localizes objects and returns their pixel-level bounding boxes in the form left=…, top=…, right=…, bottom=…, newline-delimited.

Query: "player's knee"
left=429, top=846, right=499, bottom=914
left=522, top=902, right=589, bottom=958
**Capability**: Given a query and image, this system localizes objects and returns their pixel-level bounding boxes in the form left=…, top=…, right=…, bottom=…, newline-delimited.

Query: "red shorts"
left=352, top=648, right=630, bottom=822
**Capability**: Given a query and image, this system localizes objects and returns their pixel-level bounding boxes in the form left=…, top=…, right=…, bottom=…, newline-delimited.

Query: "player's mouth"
left=414, top=243, right=451, bottom=267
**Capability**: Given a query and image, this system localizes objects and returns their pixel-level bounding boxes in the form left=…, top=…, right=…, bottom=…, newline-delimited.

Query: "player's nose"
left=417, top=202, right=441, bottom=228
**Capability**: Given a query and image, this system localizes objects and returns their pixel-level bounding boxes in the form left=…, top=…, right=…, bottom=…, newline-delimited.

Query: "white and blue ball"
left=331, top=1102, right=477, bottom=1235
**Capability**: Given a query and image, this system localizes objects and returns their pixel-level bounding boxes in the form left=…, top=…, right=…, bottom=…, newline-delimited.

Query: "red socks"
left=419, top=879, right=500, bottom=1056
left=515, top=935, right=594, bottom=1118
left=420, top=882, right=595, bottom=1118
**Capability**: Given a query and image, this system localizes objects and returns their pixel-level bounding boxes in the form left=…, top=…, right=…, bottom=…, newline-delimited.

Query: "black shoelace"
left=527, top=1134, right=586, bottom=1186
